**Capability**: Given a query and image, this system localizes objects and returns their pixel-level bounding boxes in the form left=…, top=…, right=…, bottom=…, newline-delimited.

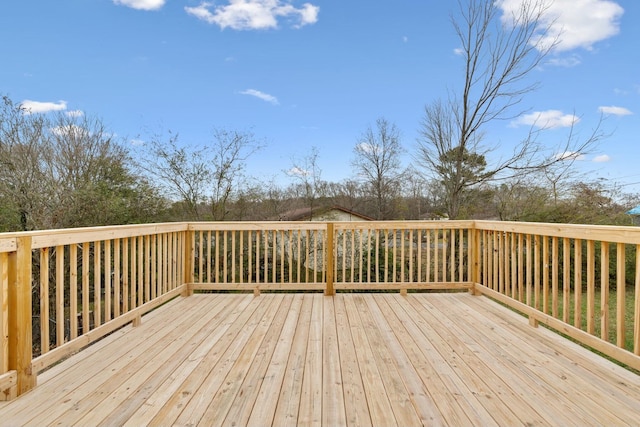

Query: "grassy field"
left=544, top=288, right=636, bottom=352
left=522, top=286, right=639, bottom=374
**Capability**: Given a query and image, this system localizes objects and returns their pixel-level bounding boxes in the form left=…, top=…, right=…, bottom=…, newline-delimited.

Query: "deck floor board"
left=436, top=295, right=600, bottom=425
left=2, top=293, right=640, bottom=427
left=449, top=294, right=632, bottom=425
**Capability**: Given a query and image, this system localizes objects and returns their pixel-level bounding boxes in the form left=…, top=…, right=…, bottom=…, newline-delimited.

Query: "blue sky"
left=1, top=0, right=639, bottom=193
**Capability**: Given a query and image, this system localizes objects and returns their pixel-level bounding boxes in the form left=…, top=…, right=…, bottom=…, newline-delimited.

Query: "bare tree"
left=138, top=131, right=211, bottom=220
left=416, top=0, right=605, bottom=219
left=138, top=128, right=262, bottom=220
left=541, top=138, right=590, bottom=206
left=327, top=179, right=366, bottom=215
left=209, top=128, right=263, bottom=220
left=0, top=96, right=162, bottom=230
left=286, top=146, right=324, bottom=217
left=352, top=117, right=404, bottom=219
left=0, top=96, right=51, bottom=230
left=46, top=113, right=161, bottom=227
left=261, top=178, right=288, bottom=219
left=400, top=165, right=435, bottom=219
left=493, top=176, right=550, bottom=221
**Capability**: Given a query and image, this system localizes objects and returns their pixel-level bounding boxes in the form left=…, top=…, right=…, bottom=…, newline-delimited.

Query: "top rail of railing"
left=3, top=219, right=638, bottom=246
left=475, top=220, right=640, bottom=244
left=0, top=222, right=189, bottom=251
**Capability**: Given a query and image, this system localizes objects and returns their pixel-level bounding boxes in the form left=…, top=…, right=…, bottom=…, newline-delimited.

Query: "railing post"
left=183, top=228, right=194, bottom=297
left=470, top=225, right=481, bottom=296
left=8, top=235, right=36, bottom=396
left=325, top=223, right=335, bottom=296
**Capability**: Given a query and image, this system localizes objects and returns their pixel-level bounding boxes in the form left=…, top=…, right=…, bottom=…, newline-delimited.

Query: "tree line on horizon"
left=1, top=93, right=637, bottom=232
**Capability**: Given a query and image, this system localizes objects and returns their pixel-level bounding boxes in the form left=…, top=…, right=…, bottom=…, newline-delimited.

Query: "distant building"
left=626, top=205, right=640, bottom=225
left=273, top=205, right=373, bottom=272
left=276, top=205, right=374, bottom=222
left=626, top=205, right=640, bottom=215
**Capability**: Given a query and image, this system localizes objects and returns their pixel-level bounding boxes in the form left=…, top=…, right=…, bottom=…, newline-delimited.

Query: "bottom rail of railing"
left=474, top=283, right=640, bottom=372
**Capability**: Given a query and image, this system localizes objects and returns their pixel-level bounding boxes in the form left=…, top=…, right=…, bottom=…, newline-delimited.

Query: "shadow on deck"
left=1, top=293, right=639, bottom=426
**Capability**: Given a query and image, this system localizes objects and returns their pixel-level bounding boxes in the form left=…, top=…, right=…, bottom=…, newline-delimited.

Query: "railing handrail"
left=474, top=220, right=640, bottom=244
left=2, top=218, right=639, bottom=245
left=0, top=222, right=190, bottom=250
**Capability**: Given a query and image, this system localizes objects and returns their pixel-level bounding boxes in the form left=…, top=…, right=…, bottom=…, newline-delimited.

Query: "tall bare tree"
left=352, top=117, right=404, bottom=219
left=416, top=0, right=604, bottom=219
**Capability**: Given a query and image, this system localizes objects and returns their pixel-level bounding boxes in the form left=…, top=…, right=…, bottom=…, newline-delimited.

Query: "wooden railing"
left=1, top=220, right=640, bottom=400
left=0, top=223, right=191, bottom=400
left=188, top=221, right=474, bottom=293
left=189, top=222, right=328, bottom=292
left=330, top=221, right=473, bottom=291
left=472, top=221, right=640, bottom=372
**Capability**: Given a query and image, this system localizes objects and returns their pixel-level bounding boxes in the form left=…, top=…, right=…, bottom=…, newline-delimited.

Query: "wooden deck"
left=1, top=293, right=639, bottom=427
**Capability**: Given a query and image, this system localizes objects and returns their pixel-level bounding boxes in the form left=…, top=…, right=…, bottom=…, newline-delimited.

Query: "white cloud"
left=66, top=110, right=84, bottom=118
left=240, top=89, right=279, bottom=105
left=287, top=166, right=309, bottom=177
left=497, top=0, right=624, bottom=52
left=49, top=124, right=88, bottom=138
left=511, top=110, right=579, bottom=129
left=20, top=100, right=67, bottom=114
left=555, top=151, right=586, bottom=161
left=402, top=36, right=408, bottom=43
left=356, top=142, right=382, bottom=155
left=598, top=105, right=632, bottom=116
left=113, top=0, right=165, bottom=11
left=546, top=54, right=582, bottom=68
left=453, top=47, right=464, bottom=56
left=130, top=138, right=145, bottom=146
left=593, top=154, right=611, bottom=162
left=185, top=0, right=319, bottom=30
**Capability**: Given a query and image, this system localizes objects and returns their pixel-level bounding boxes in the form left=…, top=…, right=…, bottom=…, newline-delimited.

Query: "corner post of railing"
left=182, top=226, right=195, bottom=297
left=7, top=235, right=36, bottom=397
left=325, top=222, right=335, bottom=296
